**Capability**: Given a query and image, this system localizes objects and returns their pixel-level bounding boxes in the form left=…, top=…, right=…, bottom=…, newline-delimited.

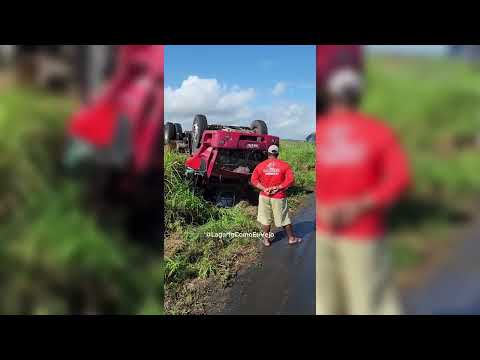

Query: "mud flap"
left=63, top=116, right=132, bottom=176
left=215, top=191, right=236, bottom=208
left=63, top=138, right=97, bottom=176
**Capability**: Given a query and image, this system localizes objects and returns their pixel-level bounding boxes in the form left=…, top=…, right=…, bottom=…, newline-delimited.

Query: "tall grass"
left=365, top=56, right=480, bottom=200
left=164, top=150, right=217, bottom=232
left=363, top=56, right=480, bottom=271
left=164, top=139, right=315, bottom=314
left=164, top=150, right=258, bottom=283
left=281, top=140, right=315, bottom=208
left=0, top=87, right=163, bottom=315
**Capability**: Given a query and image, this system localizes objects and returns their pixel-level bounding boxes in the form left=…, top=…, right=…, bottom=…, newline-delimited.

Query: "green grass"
left=4, top=54, right=475, bottom=312
left=164, top=140, right=315, bottom=314
left=0, top=86, right=163, bottom=315
left=164, top=150, right=218, bottom=232
left=280, top=140, right=316, bottom=207
left=365, top=56, right=480, bottom=197
left=363, top=55, right=480, bottom=271
left=164, top=151, right=258, bottom=285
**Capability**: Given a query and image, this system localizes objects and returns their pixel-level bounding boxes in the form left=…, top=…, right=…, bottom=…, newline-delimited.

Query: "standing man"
left=251, top=145, right=302, bottom=248
left=316, top=69, right=411, bottom=315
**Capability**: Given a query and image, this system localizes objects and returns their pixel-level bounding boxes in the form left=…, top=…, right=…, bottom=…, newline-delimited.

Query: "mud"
left=404, top=219, right=480, bottom=315
left=218, top=194, right=480, bottom=316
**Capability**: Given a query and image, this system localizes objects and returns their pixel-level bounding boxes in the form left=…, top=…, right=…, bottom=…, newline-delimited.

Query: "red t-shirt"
left=316, top=110, right=411, bottom=240
left=251, top=159, right=295, bottom=199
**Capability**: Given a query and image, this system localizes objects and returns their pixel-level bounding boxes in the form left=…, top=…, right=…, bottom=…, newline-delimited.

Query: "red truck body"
left=68, top=45, right=164, bottom=174
left=186, top=129, right=280, bottom=181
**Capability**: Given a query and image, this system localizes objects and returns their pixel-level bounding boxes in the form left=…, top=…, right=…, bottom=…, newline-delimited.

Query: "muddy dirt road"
left=221, top=195, right=316, bottom=315
left=219, top=192, right=480, bottom=316
left=404, top=220, right=480, bottom=315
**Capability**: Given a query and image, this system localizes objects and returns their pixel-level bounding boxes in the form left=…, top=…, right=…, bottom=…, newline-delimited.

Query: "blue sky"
left=165, top=46, right=316, bottom=140
left=163, top=45, right=448, bottom=140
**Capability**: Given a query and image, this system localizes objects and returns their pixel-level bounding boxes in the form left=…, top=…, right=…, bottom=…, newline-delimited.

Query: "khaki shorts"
left=257, top=195, right=292, bottom=228
left=316, top=232, right=403, bottom=315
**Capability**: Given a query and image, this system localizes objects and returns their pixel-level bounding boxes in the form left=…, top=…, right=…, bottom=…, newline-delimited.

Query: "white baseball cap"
left=268, top=145, right=279, bottom=154
left=326, top=68, right=363, bottom=97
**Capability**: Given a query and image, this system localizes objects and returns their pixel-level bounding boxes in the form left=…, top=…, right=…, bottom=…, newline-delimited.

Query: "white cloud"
left=272, top=82, right=287, bottom=96
left=253, top=103, right=315, bottom=140
left=165, top=76, right=314, bottom=140
left=165, top=76, right=255, bottom=127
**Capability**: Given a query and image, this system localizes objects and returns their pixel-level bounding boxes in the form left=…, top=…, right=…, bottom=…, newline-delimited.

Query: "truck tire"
left=192, top=115, right=208, bottom=150
left=165, top=122, right=176, bottom=143
left=174, top=123, right=183, bottom=140
left=251, top=120, right=268, bottom=135
left=184, top=131, right=193, bottom=155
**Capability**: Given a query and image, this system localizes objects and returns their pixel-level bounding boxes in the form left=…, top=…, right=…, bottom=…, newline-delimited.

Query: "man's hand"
left=256, top=185, right=282, bottom=196
left=268, top=186, right=281, bottom=196
left=337, top=196, right=375, bottom=227
left=319, top=196, right=376, bottom=229
left=318, top=205, right=342, bottom=229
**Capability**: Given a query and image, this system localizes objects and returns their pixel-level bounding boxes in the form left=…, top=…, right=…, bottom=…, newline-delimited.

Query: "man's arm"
left=251, top=165, right=268, bottom=192
left=270, top=165, right=295, bottom=195
left=278, top=165, right=295, bottom=192
left=367, top=131, right=411, bottom=210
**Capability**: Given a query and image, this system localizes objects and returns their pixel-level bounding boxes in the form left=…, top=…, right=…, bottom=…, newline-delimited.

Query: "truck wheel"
left=251, top=120, right=268, bottom=135
left=165, top=122, right=176, bottom=143
left=174, top=123, right=183, bottom=140
left=184, top=131, right=193, bottom=155
left=192, top=115, right=208, bottom=150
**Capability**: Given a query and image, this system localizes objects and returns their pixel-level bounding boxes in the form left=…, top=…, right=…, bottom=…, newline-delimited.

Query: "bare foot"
left=288, top=237, right=303, bottom=246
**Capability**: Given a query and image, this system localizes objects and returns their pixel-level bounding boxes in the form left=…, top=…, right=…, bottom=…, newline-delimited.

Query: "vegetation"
left=4, top=53, right=479, bottom=314
left=164, top=141, right=315, bottom=314
left=166, top=55, right=480, bottom=311
left=364, top=56, right=480, bottom=272
left=0, top=86, right=163, bottom=315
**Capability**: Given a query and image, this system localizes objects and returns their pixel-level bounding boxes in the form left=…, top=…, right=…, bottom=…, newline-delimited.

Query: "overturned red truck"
left=64, top=45, right=165, bottom=225
left=165, top=116, right=279, bottom=207
left=66, top=45, right=164, bottom=173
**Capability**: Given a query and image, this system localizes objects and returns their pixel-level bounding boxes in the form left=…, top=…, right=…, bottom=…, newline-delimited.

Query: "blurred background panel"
left=0, top=45, right=115, bottom=98
left=0, top=45, right=164, bottom=315
left=317, top=45, right=480, bottom=314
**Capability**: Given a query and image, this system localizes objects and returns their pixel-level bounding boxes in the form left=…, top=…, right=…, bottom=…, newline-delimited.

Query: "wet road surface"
left=221, top=195, right=316, bottom=315
left=405, top=221, right=480, bottom=315
left=220, top=193, right=480, bottom=315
